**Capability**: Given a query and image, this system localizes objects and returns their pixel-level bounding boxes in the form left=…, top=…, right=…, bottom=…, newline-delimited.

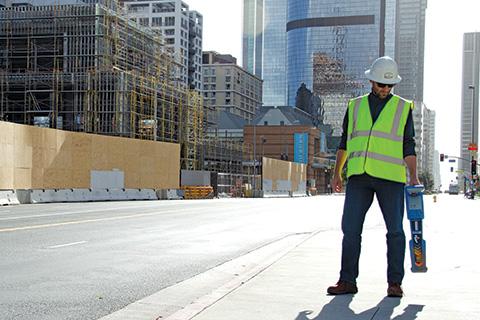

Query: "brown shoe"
left=387, top=282, right=403, bottom=297
left=327, top=280, right=358, bottom=295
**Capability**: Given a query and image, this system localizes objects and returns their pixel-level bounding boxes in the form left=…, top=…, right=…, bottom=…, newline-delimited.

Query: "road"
left=0, top=196, right=349, bottom=320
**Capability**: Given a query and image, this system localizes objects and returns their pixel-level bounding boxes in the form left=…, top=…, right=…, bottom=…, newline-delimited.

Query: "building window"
left=165, top=17, right=175, bottom=26
left=152, top=17, right=162, bottom=27
left=164, top=29, right=175, bottom=36
left=139, top=17, right=149, bottom=26
left=152, top=3, right=175, bottom=13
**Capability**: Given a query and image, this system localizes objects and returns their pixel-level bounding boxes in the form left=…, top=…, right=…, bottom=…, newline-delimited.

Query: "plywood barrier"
left=262, top=157, right=307, bottom=195
left=0, top=121, right=180, bottom=189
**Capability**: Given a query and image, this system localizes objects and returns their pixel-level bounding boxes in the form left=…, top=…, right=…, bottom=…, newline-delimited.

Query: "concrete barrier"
left=0, top=190, right=20, bottom=205
left=156, top=189, right=184, bottom=200
left=90, top=189, right=111, bottom=201
left=30, top=189, right=53, bottom=203
left=71, top=189, right=93, bottom=202
left=12, top=188, right=160, bottom=204
left=109, top=189, right=128, bottom=201
left=263, top=190, right=291, bottom=198
left=139, top=189, right=157, bottom=200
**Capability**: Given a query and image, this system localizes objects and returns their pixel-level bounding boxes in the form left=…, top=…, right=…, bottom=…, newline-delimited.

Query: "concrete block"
left=0, top=190, right=20, bottom=205
left=29, top=189, right=54, bottom=203
left=15, top=189, right=32, bottom=204
left=139, top=189, right=157, bottom=200
left=50, top=189, right=74, bottom=202
left=125, top=189, right=141, bottom=200
left=90, top=189, right=110, bottom=201
left=109, top=188, right=128, bottom=201
left=71, top=189, right=93, bottom=202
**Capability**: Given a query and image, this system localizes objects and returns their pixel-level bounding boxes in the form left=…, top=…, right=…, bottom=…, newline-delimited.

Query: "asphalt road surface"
left=0, top=196, right=344, bottom=320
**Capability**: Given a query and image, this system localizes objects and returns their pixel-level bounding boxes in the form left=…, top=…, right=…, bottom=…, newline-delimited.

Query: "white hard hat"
left=365, top=56, right=402, bottom=84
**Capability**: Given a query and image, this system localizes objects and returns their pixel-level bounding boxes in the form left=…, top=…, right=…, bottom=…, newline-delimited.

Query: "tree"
left=419, top=171, right=434, bottom=193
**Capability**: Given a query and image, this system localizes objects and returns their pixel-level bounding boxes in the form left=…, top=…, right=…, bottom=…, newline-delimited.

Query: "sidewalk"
left=102, top=195, right=480, bottom=320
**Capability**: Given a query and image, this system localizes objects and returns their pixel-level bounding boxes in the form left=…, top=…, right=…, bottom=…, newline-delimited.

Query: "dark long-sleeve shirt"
left=338, top=92, right=416, bottom=157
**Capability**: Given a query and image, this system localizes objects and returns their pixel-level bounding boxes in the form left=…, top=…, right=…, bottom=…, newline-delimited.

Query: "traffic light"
left=450, top=167, right=454, bottom=172
left=440, top=153, right=444, bottom=162
left=472, top=159, right=477, bottom=176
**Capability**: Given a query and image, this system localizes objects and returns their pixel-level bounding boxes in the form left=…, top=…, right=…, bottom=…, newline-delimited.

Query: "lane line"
left=0, top=211, right=165, bottom=233
left=0, top=203, right=240, bottom=221
left=47, top=241, right=88, bottom=249
left=0, top=206, right=270, bottom=234
left=0, top=205, right=168, bottom=221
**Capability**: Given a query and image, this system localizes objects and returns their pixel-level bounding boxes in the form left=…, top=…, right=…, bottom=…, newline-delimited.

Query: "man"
left=327, top=56, right=419, bottom=298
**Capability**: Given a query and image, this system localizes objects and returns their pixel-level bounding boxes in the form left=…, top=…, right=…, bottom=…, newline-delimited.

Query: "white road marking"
left=0, top=205, right=161, bottom=221
left=0, top=202, right=237, bottom=221
left=47, top=241, right=88, bottom=249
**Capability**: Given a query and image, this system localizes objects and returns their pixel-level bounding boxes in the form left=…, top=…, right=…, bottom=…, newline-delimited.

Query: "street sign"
left=468, top=143, right=478, bottom=151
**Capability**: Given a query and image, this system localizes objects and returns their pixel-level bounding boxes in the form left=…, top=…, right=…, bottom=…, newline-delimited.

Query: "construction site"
left=0, top=0, right=204, bottom=170
left=0, top=0, right=298, bottom=201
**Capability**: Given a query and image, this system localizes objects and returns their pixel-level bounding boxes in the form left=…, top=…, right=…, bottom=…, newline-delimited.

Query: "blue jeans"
left=340, top=174, right=406, bottom=284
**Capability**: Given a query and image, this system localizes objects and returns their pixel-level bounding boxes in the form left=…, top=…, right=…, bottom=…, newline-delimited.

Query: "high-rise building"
left=412, top=101, right=423, bottom=174
left=460, top=32, right=480, bottom=175
left=243, top=0, right=287, bottom=106
left=202, top=51, right=262, bottom=122
left=123, top=0, right=203, bottom=90
left=243, top=0, right=427, bottom=137
left=411, top=101, right=436, bottom=181
left=422, top=106, right=436, bottom=178
left=394, top=0, right=427, bottom=102
left=290, top=0, right=396, bottom=136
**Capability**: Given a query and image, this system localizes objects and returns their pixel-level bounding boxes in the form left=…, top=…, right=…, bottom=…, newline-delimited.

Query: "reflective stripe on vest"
left=346, top=94, right=412, bottom=183
left=348, top=99, right=407, bottom=143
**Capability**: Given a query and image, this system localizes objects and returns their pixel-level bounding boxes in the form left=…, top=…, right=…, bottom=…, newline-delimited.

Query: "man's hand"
left=332, top=150, right=348, bottom=193
left=332, top=174, right=343, bottom=193
left=409, top=176, right=420, bottom=186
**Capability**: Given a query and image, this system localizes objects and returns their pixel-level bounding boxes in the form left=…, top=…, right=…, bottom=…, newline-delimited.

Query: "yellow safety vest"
left=346, top=94, right=413, bottom=183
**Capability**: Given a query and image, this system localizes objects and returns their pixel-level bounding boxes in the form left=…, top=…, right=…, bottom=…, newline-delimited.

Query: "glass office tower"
left=243, top=0, right=426, bottom=136
left=286, top=0, right=396, bottom=135
left=394, top=0, right=427, bottom=102
left=243, top=0, right=287, bottom=106
left=460, top=32, right=480, bottom=174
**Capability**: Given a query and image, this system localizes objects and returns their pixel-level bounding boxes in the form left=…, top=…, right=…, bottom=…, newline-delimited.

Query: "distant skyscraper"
left=394, top=0, right=427, bottom=101
left=422, top=106, right=436, bottom=178
left=243, top=0, right=287, bottom=106
left=290, top=0, right=396, bottom=135
left=242, top=0, right=427, bottom=137
left=460, top=32, right=480, bottom=174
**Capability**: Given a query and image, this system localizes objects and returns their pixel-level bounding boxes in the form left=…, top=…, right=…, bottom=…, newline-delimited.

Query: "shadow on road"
left=295, top=295, right=424, bottom=320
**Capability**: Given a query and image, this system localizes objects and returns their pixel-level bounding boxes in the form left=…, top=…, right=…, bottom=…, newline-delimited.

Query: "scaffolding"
left=0, top=0, right=203, bottom=169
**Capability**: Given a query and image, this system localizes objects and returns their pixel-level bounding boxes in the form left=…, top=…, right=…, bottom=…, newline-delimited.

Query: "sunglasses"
left=376, top=82, right=395, bottom=88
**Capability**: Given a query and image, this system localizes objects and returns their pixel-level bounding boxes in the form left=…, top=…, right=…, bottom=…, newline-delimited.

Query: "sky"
left=186, top=0, right=480, bottom=186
